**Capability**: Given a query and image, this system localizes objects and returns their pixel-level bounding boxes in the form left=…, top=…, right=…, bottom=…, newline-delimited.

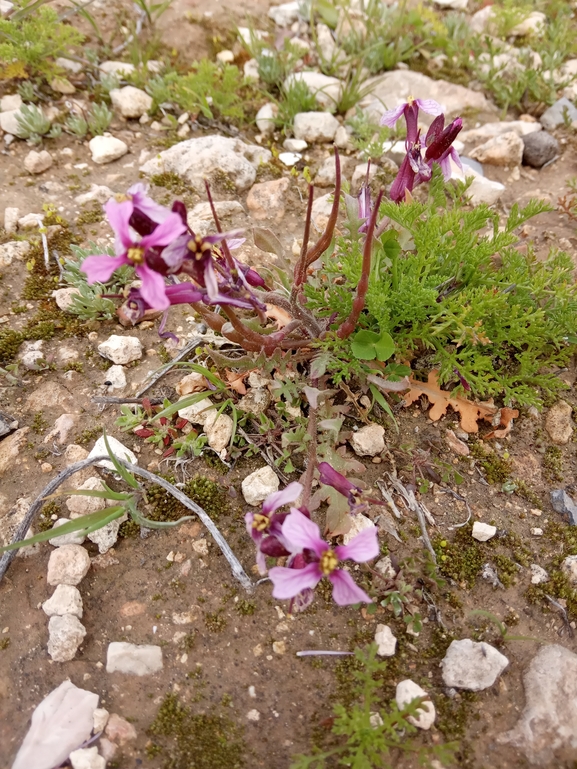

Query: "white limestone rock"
left=442, top=639, right=509, bottom=691
left=99, top=60, right=136, bottom=78
left=204, top=412, right=234, bottom=456
left=177, top=396, right=214, bottom=425
left=530, top=564, right=549, bottom=584
left=24, top=150, right=53, bottom=174
left=66, top=477, right=111, bottom=518
left=283, top=138, right=307, bottom=152
left=293, top=112, right=340, bottom=143
left=47, top=544, right=91, bottom=586
left=255, top=102, right=278, bottom=135
left=350, top=423, right=385, bottom=457
left=47, top=614, right=87, bottom=661
left=3, top=206, right=19, bottom=234
left=360, top=70, right=494, bottom=124
left=342, top=513, right=375, bottom=545
left=42, top=584, right=83, bottom=618
left=0, top=240, right=31, bottom=267
left=460, top=121, right=541, bottom=144
left=98, top=334, right=143, bottom=364
left=87, top=514, right=126, bottom=554
left=87, top=435, right=137, bottom=473
left=242, top=466, right=280, bottom=506
left=268, top=1, right=300, bottom=26
left=53, top=287, right=81, bottom=311
left=10, top=681, right=98, bottom=769
left=469, top=131, right=524, bottom=167
left=140, top=135, right=272, bottom=193
left=497, top=644, right=577, bottom=765
left=49, top=518, right=86, bottom=547
left=375, top=623, right=397, bottom=656
left=75, top=184, right=114, bottom=205
left=510, top=11, right=546, bottom=37
left=89, top=135, right=128, bottom=165
left=472, top=521, right=497, bottom=542
left=69, top=747, right=106, bottom=769
left=396, top=680, right=436, bottom=730
left=106, top=642, right=163, bottom=675
left=110, top=86, right=152, bottom=119
left=105, top=364, right=127, bottom=390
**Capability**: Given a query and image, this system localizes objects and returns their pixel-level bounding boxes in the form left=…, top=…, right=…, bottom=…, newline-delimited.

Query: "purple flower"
left=245, top=482, right=303, bottom=574
left=118, top=282, right=206, bottom=325
left=81, top=198, right=187, bottom=311
left=269, top=509, right=379, bottom=606
left=384, top=99, right=463, bottom=203
left=318, top=462, right=385, bottom=515
left=424, top=115, right=463, bottom=180
left=380, top=98, right=443, bottom=129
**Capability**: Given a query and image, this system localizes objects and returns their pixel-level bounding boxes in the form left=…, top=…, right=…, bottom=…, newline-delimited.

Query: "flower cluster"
left=245, top=467, right=379, bottom=610
left=380, top=97, right=463, bottom=203
left=80, top=183, right=266, bottom=320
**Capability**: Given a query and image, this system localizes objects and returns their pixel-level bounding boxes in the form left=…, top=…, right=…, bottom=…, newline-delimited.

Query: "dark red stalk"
left=336, top=189, right=384, bottom=340
left=204, top=180, right=235, bottom=270
left=304, top=150, right=341, bottom=271
left=294, top=147, right=342, bottom=288
left=293, top=183, right=314, bottom=288
left=300, top=378, right=318, bottom=509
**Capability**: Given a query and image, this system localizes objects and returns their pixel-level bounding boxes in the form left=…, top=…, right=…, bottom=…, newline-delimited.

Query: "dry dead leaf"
left=225, top=369, right=251, bottom=395
left=483, top=407, right=519, bottom=439
left=403, top=370, right=496, bottom=433
left=265, top=303, right=292, bottom=329
left=445, top=428, right=470, bottom=456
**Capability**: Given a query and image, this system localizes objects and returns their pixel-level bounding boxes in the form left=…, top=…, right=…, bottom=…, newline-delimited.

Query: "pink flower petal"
left=281, top=509, right=327, bottom=558
left=142, top=212, right=186, bottom=249
left=135, top=263, right=169, bottom=310
left=80, top=254, right=128, bottom=284
left=104, top=198, right=133, bottom=249
left=262, top=482, right=303, bottom=516
left=415, top=98, right=443, bottom=117
left=269, top=563, right=322, bottom=599
left=329, top=569, right=372, bottom=605
left=203, top=260, right=220, bottom=302
left=335, top=526, right=379, bottom=563
left=380, top=104, right=406, bottom=127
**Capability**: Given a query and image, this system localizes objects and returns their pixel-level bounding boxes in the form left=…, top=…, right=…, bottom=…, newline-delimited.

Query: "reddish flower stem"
left=336, top=189, right=384, bottom=340
left=204, top=180, right=236, bottom=270
left=293, top=148, right=341, bottom=289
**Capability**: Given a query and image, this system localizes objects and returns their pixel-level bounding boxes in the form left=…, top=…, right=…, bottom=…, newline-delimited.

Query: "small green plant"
left=65, top=103, right=112, bottom=138
left=276, top=79, right=319, bottom=129
left=17, top=80, right=38, bottom=102
left=306, top=173, right=577, bottom=407
left=0, top=6, right=84, bottom=80
left=60, top=244, right=133, bottom=320
left=290, top=645, right=455, bottom=768
left=145, top=62, right=249, bottom=122
left=14, top=104, right=51, bottom=142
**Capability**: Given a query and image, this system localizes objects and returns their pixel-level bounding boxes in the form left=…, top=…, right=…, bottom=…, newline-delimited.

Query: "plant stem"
left=336, top=190, right=384, bottom=340
left=300, top=378, right=319, bottom=509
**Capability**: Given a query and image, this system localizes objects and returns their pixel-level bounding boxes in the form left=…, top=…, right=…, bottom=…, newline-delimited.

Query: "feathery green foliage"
left=306, top=171, right=577, bottom=406
left=291, top=645, right=455, bottom=768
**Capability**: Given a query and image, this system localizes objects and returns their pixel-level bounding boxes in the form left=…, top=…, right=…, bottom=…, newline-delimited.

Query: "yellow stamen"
left=115, top=193, right=132, bottom=202
left=252, top=514, right=270, bottom=532
left=319, top=550, right=338, bottom=576
left=187, top=236, right=212, bottom=259
left=127, top=247, right=145, bottom=264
